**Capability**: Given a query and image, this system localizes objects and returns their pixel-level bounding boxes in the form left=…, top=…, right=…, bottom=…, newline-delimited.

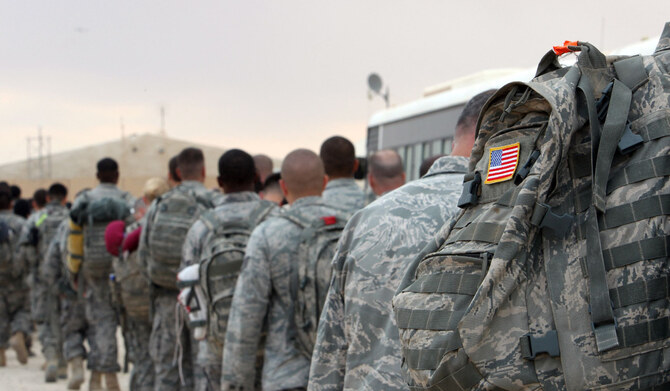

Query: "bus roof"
left=368, top=37, right=659, bottom=129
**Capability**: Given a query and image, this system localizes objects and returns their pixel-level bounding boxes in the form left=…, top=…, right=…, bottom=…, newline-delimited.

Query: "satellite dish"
left=368, top=73, right=383, bottom=93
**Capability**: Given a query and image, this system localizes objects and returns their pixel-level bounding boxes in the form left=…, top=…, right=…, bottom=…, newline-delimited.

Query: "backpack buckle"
left=531, top=203, right=574, bottom=237
left=617, top=123, right=643, bottom=155
left=514, top=150, right=541, bottom=185
left=458, top=172, right=481, bottom=208
left=520, top=330, right=560, bottom=359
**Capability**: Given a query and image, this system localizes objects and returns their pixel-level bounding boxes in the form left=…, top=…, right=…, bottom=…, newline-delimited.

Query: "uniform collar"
left=219, top=191, right=260, bottom=204
left=425, top=156, right=469, bottom=177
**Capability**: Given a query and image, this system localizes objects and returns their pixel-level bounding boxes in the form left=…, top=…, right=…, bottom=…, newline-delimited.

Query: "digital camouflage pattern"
left=181, top=191, right=277, bottom=391
left=393, top=24, right=670, bottom=391
left=321, top=178, right=365, bottom=215
left=221, top=196, right=341, bottom=391
left=139, top=180, right=220, bottom=391
left=308, top=156, right=468, bottom=391
left=42, top=219, right=88, bottom=362
left=18, top=201, right=69, bottom=324
left=36, top=217, right=69, bottom=364
left=0, top=210, right=31, bottom=348
left=70, top=183, right=134, bottom=373
left=143, top=180, right=218, bottom=290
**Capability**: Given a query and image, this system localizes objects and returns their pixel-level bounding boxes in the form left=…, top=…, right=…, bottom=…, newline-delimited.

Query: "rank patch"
left=485, top=143, right=520, bottom=184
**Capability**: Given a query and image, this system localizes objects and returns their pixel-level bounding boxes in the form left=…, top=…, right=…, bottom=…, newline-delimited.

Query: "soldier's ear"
left=279, top=179, right=289, bottom=198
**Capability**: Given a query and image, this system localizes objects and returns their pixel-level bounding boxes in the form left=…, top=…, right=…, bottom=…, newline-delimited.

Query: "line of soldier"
left=0, top=90, right=489, bottom=391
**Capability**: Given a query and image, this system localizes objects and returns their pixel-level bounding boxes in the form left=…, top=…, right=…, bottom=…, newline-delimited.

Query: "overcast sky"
left=0, top=1, right=667, bottom=165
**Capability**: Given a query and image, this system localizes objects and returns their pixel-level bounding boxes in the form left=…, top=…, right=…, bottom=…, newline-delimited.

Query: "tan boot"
left=88, top=370, right=103, bottom=391
left=67, top=357, right=85, bottom=390
left=104, top=372, right=120, bottom=391
left=9, top=332, right=28, bottom=364
left=58, top=357, right=68, bottom=379
left=45, top=358, right=59, bottom=382
left=0, top=349, right=5, bottom=367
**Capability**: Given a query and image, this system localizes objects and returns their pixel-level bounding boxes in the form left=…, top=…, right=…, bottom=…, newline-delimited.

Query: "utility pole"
left=26, top=127, right=51, bottom=179
left=160, top=105, right=166, bottom=137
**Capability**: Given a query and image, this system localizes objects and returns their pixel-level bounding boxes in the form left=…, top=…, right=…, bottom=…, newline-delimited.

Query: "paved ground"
left=0, top=331, right=131, bottom=391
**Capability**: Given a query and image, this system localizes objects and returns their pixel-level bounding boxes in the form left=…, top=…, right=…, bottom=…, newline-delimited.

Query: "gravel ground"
left=0, top=331, right=131, bottom=391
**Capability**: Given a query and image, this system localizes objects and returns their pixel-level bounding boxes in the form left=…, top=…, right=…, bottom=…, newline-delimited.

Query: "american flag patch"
left=485, top=143, right=520, bottom=184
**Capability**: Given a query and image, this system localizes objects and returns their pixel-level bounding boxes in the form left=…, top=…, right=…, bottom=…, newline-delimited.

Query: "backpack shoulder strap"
left=248, top=201, right=276, bottom=227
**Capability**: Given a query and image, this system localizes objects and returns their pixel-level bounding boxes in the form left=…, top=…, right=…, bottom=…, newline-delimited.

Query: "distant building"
left=0, top=133, right=279, bottom=197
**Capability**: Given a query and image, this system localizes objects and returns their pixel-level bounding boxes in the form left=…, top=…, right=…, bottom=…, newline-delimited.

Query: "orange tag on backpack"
left=553, top=41, right=579, bottom=56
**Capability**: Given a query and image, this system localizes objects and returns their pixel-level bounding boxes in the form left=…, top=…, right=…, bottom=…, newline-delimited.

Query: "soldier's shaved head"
left=280, top=149, right=326, bottom=203
left=368, top=149, right=405, bottom=196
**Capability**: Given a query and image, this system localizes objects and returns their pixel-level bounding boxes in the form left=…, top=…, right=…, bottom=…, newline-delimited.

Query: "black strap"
left=616, top=316, right=670, bottom=348
left=408, top=360, right=483, bottom=391
left=584, top=206, right=619, bottom=352
left=403, top=333, right=462, bottom=370
left=609, top=276, right=670, bottom=309
left=592, top=80, right=633, bottom=212
left=598, top=194, right=670, bottom=230
left=607, top=155, right=670, bottom=194
left=613, top=56, right=648, bottom=90
left=402, top=273, right=481, bottom=296
left=446, top=222, right=506, bottom=245
left=395, top=308, right=465, bottom=331
left=602, top=236, right=670, bottom=270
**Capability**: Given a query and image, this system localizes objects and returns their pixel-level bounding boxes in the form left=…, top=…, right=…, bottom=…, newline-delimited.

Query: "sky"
left=0, top=1, right=667, bottom=165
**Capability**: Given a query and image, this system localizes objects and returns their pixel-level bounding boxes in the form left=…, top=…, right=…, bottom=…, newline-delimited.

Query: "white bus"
left=366, top=38, right=658, bottom=181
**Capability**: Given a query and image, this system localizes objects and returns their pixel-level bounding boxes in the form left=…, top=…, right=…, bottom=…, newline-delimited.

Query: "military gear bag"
left=71, top=195, right=131, bottom=278
left=198, top=200, right=275, bottom=341
left=32, top=207, right=70, bottom=267
left=393, top=24, right=670, bottom=390
left=147, top=187, right=213, bottom=289
left=112, top=225, right=151, bottom=320
left=0, top=220, right=13, bottom=279
left=282, top=209, right=348, bottom=358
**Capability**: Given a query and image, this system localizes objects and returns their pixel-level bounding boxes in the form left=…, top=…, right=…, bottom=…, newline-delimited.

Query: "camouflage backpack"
left=393, top=24, right=670, bottom=390
left=147, top=186, right=213, bottom=289
left=0, top=220, right=14, bottom=279
left=112, top=224, right=150, bottom=320
left=31, top=206, right=70, bottom=265
left=198, top=200, right=276, bottom=341
left=71, top=194, right=131, bottom=278
left=281, top=209, right=348, bottom=358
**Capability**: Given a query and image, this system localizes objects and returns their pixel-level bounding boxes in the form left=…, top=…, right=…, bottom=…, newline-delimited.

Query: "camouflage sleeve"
left=221, top=226, right=272, bottom=390
left=180, top=220, right=207, bottom=269
left=138, top=199, right=158, bottom=274
left=41, top=234, right=62, bottom=287
left=307, top=242, right=349, bottom=390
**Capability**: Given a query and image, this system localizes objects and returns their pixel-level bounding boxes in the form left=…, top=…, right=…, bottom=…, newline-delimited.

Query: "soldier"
left=168, top=155, right=182, bottom=188
left=221, top=149, right=338, bottom=391
left=19, top=182, right=69, bottom=382
left=260, top=173, right=285, bottom=206
left=182, top=149, right=277, bottom=391
left=307, top=90, right=495, bottom=391
left=319, top=136, right=365, bottom=213
left=0, top=182, right=31, bottom=367
left=42, top=217, right=88, bottom=390
left=367, top=149, right=405, bottom=196
left=69, top=157, right=135, bottom=391
left=253, top=154, right=274, bottom=185
left=140, top=147, right=219, bottom=391
left=107, top=177, right=169, bottom=391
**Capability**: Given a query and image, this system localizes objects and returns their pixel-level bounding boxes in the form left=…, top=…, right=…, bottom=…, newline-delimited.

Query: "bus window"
left=431, top=139, right=442, bottom=156
left=413, top=143, right=423, bottom=180
left=443, top=138, right=453, bottom=155
left=405, top=145, right=414, bottom=179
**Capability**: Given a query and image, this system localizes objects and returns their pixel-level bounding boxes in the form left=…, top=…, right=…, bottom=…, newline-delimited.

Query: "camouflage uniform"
left=321, top=178, right=365, bottom=214
left=0, top=210, right=31, bottom=350
left=181, top=191, right=277, bottom=391
left=140, top=180, right=219, bottom=391
left=114, top=219, right=154, bottom=391
left=307, top=156, right=468, bottom=391
left=221, top=196, right=340, bottom=391
left=71, top=183, right=134, bottom=373
left=19, top=201, right=69, bottom=364
left=42, top=220, right=89, bottom=362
